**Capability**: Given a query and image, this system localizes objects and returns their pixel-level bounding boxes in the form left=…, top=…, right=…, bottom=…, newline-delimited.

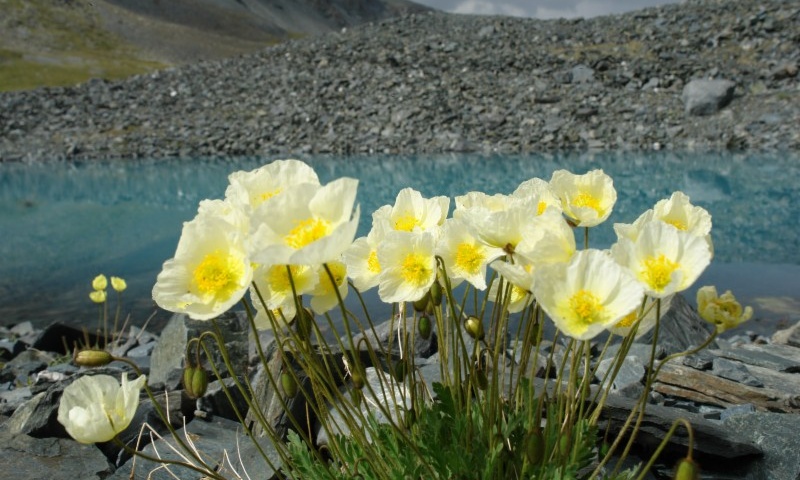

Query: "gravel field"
left=0, top=0, right=798, bottom=162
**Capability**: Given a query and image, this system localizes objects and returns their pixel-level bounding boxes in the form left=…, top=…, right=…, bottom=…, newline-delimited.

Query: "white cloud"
left=412, top=0, right=681, bottom=19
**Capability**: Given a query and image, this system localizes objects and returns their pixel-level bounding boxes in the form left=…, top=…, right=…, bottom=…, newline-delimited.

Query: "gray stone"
left=315, top=366, right=410, bottom=448
left=0, top=429, right=112, bottom=480
left=637, top=294, right=717, bottom=355
left=149, top=311, right=249, bottom=389
left=711, top=358, right=764, bottom=387
left=596, top=355, right=645, bottom=398
left=570, top=64, right=595, bottom=83
left=724, top=412, right=800, bottom=480
left=109, top=416, right=281, bottom=480
left=681, top=79, right=736, bottom=115
left=682, top=351, right=715, bottom=370
left=346, top=315, right=438, bottom=360
left=771, top=320, right=800, bottom=348
left=719, top=403, right=756, bottom=421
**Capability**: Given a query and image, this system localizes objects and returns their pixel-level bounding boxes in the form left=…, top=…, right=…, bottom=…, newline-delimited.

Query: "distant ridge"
left=0, top=0, right=432, bottom=91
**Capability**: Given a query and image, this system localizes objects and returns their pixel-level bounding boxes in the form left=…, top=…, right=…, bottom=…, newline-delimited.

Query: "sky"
left=411, top=0, right=682, bottom=19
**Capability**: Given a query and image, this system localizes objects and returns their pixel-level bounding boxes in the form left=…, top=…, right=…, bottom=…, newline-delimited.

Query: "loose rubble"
left=1, top=0, right=798, bottom=162
left=2, top=294, right=800, bottom=479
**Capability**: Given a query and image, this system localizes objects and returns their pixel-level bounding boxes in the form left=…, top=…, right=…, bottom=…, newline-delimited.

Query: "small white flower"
left=437, top=218, right=503, bottom=290
left=343, top=221, right=387, bottom=292
left=153, top=213, right=252, bottom=320
left=57, top=374, right=146, bottom=444
left=550, top=169, right=616, bottom=227
left=225, top=159, right=319, bottom=214
left=374, top=187, right=449, bottom=234
left=251, top=263, right=317, bottom=329
left=534, top=250, right=644, bottom=341
left=310, top=261, right=348, bottom=314
left=250, top=177, right=360, bottom=266
left=377, top=231, right=437, bottom=303
left=611, top=221, right=711, bottom=298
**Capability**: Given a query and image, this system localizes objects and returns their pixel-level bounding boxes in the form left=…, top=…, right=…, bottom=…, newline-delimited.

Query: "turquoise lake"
left=1, top=152, right=798, bottom=334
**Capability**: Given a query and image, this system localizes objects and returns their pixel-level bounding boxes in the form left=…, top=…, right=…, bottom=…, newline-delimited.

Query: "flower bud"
left=110, top=276, right=127, bottom=292
left=393, top=359, right=408, bottom=381
left=418, top=315, right=432, bottom=340
left=413, top=293, right=430, bottom=313
left=350, top=367, right=365, bottom=390
left=92, top=274, right=108, bottom=291
left=525, top=430, right=545, bottom=465
left=89, top=290, right=107, bottom=304
left=183, top=365, right=209, bottom=399
left=280, top=370, right=298, bottom=397
left=473, top=366, right=488, bottom=391
left=464, top=316, right=484, bottom=341
left=673, top=457, right=700, bottom=480
left=430, top=281, right=442, bottom=307
left=73, top=348, right=114, bottom=367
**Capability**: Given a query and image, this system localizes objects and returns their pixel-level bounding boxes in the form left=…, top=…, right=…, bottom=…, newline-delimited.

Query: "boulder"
left=681, top=79, right=736, bottom=115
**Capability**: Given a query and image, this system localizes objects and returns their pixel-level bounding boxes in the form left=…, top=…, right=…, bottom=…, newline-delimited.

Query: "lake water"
left=1, top=152, right=798, bottom=335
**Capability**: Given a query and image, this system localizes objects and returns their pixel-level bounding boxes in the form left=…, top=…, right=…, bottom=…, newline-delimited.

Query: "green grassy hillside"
left=0, top=0, right=167, bottom=91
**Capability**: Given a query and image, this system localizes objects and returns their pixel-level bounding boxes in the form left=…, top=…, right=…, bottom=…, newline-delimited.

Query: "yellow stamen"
left=266, top=265, right=299, bottom=294
left=642, top=254, right=679, bottom=291
left=665, top=218, right=688, bottom=230
left=394, top=214, right=421, bottom=232
left=400, top=253, right=431, bottom=286
left=253, top=188, right=282, bottom=207
left=569, top=289, right=604, bottom=324
left=616, top=310, right=638, bottom=328
left=573, top=192, right=601, bottom=213
left=285, top=218, right=332, bottom=249
left=536, top=201, right=548, bottom=215
left=193, top=251, right=243, bottom=299
left=320, top=263, right=347, bottom=293
left=454, top=243, right=484, bottom=275
left=367, top=250, right=381, bottom=273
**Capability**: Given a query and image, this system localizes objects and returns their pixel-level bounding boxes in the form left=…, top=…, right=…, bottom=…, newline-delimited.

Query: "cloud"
left=412, top=0, right=680, bottom=19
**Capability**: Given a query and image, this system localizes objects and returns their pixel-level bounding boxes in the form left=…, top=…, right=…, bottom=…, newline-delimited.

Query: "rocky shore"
left=1, top=0, right=798, bottom=162
left=3, top=296, right=800, bottom=479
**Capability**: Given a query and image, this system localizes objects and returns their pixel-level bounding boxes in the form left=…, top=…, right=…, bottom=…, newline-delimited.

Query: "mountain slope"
left=0, top=0, right=431, bottom=91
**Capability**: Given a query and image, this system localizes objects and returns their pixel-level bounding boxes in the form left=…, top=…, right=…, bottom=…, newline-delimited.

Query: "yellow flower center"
left=569, top=289, right=604, bottom=324
left=573, top=192, right=601, bottom=213
left=394, top=214, right=421, bottom=232
left=664, top=218, right=688, bottom=230
left=320, top=263, right=347, bottom=293
left=641, top=254, right=679, bottom=291
left=400, top=253, right=432, bottom=286
left=536, top=201, right=548, bottom=215
left=285, top=218, right=332, bottom=249
left=510, top=285, right=528, bottom=304
left=193, top=251, right=243, bottom=298
left=266, top=265, right=296, bottom=294
left=367, top=250, right=381, bottom=273
left=616, top=310, right=638, bottom=328
left=454, top=242, right=484, bottom=275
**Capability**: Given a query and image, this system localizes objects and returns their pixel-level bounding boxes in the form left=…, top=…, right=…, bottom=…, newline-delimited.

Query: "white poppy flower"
left=534, top=249, right=644, bottom=341
left=550, top=169, right=616, bottom=227
left=377, top=231, right=437, bottom=303
left=57, top=374, right=146, bottom=444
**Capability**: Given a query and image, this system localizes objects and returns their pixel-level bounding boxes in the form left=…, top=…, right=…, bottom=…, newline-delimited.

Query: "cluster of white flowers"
left=150, top=159, right=716, bottom=341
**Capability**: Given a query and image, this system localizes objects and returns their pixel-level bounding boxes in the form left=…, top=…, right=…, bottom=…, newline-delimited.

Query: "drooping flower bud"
left=525, top=430, right=545, bottom=466
left=350, top=366, right=365, bottom=390
left=183, top=365, right=209, bottom=399
left=418, top=315, right=432, bottom=340
left=92, top=274, right=108, bottom=291
left=413, top=293, right=430, bottom=313
left=280, top=370, right=298, bottom=397
left=393, top=359, right=408, bottom=381
left=430, top=280, right=442, bottom=307
left=673, top=457, right=700, bottom=480
left=73, top=348, right=114, bottom=367
left=464, top=316, right=485, bottom=340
